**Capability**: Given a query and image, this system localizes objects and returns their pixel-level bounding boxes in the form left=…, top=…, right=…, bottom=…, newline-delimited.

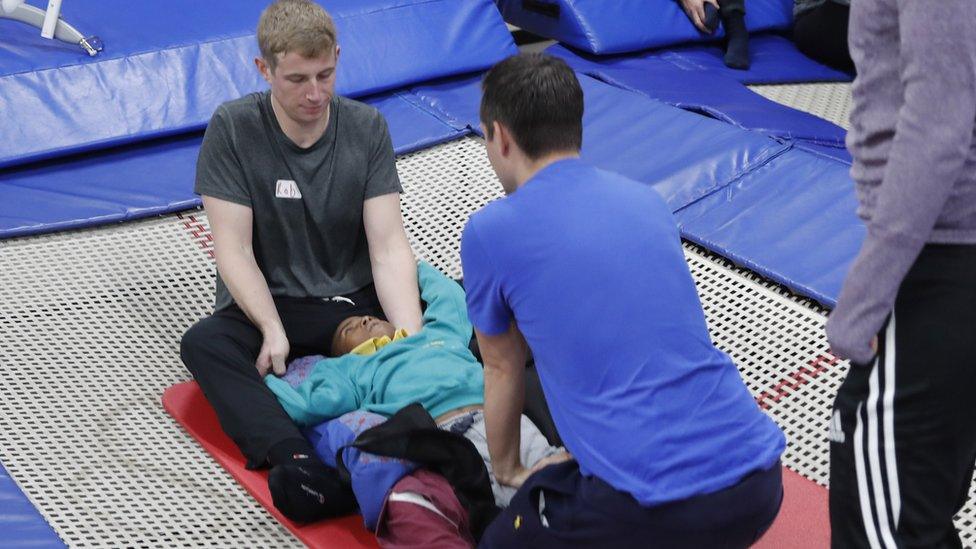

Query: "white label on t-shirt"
left=275, top=179, right=302, bottom=199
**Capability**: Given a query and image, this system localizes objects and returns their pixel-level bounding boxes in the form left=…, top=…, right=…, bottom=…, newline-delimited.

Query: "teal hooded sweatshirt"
left=265, top=262, right=485, bottom=426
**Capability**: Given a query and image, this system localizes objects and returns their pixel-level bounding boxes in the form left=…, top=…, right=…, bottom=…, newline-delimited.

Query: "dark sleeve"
left=363, top=112, right=403, bottom=200
left=194, top=107, right=251, bottom=207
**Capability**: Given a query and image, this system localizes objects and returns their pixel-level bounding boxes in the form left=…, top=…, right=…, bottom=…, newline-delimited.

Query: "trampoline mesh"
left=750, top=82, right=853, bottom=129
left=2, top=116, right=974, bottom=546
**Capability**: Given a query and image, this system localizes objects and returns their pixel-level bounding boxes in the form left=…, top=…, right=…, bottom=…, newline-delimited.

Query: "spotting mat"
left=162, top=381, right=379, bottom=549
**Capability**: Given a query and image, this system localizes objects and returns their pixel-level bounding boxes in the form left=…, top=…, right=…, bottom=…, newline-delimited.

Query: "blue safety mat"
left=0, top=0, right=515, bottom=169
left=575, top=75, right=788, bottom=212
left=0, top=462, right=65, bottom=548
left=796, top=142, right=853, bottom=165
left=413, top=73, right=788, bottom=212
left=0, top=88, right=468, bottom=239
left=675, top=147, right=863, bottom=307
left=647, top=34, right=852, bottom=85
left=494, top=0, right=792, bottom=55
left=548, top=43, right=847, bottom=148
left=413, top=73, right=859, bottom=305
left=547, top=34, right=850, bottom=87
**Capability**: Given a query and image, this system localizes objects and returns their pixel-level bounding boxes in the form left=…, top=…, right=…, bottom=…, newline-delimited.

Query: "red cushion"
left=753, top=468, right=830, bottom=548
left=164, top=380, right=830, bottom=548
left=162, top=381, right=379, bottom=548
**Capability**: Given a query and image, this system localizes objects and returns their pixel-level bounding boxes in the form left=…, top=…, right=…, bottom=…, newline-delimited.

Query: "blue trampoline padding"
left=363, top=90, right=470, bottom=155
left=411, top=73, right=789, bottom=212
left=650, top=34, right=852, bottom=85
left=548, top=43, right=847, bottom=147
left=409, top=74, right=485, bottom=134
left=0, top=0, right=514, bottom=170
left=548, top=34, right=850, bottom=86
left=412, top=73, right=859, bottom=306
left=0, top=88, right=466, bottom=239
left=0, top=462, right=65, bottom=548
left=675, top=147, right=863, bottom=306
left=494, top=0, right=792, bottom=55
left=796, top=142, right=853, bottom=165
left=575, top=75, right=788, bottom=211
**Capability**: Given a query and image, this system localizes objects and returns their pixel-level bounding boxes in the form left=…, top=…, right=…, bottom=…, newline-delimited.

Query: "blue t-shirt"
left=460, top=158, right=785, bottom=506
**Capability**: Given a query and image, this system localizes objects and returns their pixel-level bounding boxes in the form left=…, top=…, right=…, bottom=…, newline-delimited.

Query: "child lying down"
left=265, top=261, right=569, bottom=507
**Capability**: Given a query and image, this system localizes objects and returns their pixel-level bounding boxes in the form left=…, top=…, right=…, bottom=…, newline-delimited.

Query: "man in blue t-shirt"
left=461, top=53, right=786, bottom=548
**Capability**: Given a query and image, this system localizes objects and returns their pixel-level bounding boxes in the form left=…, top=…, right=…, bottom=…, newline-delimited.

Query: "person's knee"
left=179, top=317, right=223, bottom=373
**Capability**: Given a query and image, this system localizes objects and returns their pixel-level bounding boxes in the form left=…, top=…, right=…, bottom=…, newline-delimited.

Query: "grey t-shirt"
left=195, top=91, right=402, bottom=311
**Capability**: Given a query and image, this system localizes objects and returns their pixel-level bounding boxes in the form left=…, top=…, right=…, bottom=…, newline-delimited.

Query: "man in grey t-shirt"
left=180, top=0, right=422, bottom=523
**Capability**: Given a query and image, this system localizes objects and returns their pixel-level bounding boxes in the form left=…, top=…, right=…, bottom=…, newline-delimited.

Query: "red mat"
left=163, top=381, right=830, bottom=548
left=753, top=467, right=831, bottom=548
left=162, top=381, right=379, bottom=548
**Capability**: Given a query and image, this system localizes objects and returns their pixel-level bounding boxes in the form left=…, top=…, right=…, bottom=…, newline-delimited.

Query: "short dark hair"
left=480, top=53, right=584, bottom=159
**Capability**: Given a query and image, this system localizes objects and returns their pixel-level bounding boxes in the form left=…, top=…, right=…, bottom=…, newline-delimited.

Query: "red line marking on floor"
left=756, top=354, right=839, bottom=410
left=177, top=213, right=216, bottom=260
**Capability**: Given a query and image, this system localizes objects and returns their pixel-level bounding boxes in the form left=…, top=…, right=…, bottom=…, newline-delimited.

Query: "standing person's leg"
left=793, top=2, right=855, bottom=74
left=830, top=245, right=976, bottom=548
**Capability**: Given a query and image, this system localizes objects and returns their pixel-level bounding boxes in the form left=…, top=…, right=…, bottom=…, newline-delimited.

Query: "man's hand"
left=497, top=451, right=573, bottom=489
left=256, top=325, right=290, bottom=376
left=679, top=0, right=720, bottom=33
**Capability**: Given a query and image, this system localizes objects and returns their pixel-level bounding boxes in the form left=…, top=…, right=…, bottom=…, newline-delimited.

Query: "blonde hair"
left=257, top=0, right=337, bottom=70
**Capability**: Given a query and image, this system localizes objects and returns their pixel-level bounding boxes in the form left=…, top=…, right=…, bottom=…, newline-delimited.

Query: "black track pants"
left=179, top=286, right=384, bottom=468
left=829, top=245, right=976, bottom=548
left=794, top=2, right=855, bottom=74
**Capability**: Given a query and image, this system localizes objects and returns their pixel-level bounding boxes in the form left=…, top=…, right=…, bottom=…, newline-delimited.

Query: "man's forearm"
left=483, top=359, right=525, bottom=482
left=216, top=245, right=283, bottom=335
left=477, top=323, right=529, bottom=483
left=371, top=241, right=422, bottom=333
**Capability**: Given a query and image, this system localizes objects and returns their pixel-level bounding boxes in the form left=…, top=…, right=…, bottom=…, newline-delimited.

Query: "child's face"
left=331, top=315, right=396, bottom=356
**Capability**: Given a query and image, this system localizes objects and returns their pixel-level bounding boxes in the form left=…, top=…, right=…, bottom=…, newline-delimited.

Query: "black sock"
left=722, top=13, right=750, bottom=70
left=266, top=439, right=357, bottom=522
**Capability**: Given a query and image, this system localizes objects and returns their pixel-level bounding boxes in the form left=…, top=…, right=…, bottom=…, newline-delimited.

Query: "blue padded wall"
left=0, top=86, right=471, bottom=239
left=494, top=0, right=792, bottom=54
left=0, top=0, right=515, bottom=169
left=0, top=0, right=516, bottom=238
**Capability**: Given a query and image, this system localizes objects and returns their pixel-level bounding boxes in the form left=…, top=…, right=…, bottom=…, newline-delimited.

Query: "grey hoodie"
left=826, top=0, right=976, bottom=364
